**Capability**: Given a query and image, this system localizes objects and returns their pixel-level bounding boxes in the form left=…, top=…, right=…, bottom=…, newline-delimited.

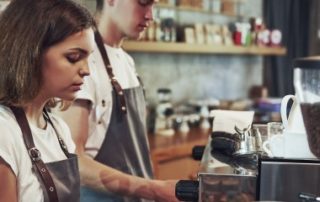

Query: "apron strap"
left=10, top=106, right=59, bottom=202
left=94, top=31, right=127, bottom=114
left=43, top=109, right=71, bottom=158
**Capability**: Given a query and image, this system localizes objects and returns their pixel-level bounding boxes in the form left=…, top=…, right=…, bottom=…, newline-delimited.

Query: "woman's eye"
left=66, top=53, right=81, bottom=63
left=138, top=0, right=154, bottom=7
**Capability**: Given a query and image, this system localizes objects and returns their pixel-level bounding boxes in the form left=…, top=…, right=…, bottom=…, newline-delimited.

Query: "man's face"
left=112, top=0, right=157, bottom=39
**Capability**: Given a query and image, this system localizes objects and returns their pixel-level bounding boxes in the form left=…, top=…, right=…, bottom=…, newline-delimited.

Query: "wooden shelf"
left=156, top=0, right=247, bottom=17
left=122, top=41, right=287, bottom=56
left=156, top=3, right=238, bottom=17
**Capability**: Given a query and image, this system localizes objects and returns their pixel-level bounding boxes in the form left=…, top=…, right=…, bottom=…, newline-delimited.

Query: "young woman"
left=0, top=0, right=95, bottom=201
left=59, top=0, right=179, bottom=201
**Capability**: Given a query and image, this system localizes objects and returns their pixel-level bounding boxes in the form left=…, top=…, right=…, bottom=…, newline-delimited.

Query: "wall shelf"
left=156, top=0, right=247, bottom=17
left=122, top=41, right=287, bottom=56
left=156, top=3, right=237, bottom=17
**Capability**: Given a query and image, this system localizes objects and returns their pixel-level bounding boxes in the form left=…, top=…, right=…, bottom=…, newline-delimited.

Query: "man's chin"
left=126, top=31, right=145, bottom=41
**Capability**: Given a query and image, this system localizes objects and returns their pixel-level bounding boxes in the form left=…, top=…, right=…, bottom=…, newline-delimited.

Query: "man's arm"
left=59, top=100, right=179, bottom=202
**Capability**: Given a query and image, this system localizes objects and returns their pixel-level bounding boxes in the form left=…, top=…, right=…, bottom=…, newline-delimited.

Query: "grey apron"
left=80, top=31, right=153, bottom=202
left=11, top=106, right=80, bottom=202
left=43, top=153, right=80, bottom=202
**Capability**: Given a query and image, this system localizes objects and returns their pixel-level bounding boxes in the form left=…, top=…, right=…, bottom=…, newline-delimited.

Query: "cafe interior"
left=2, top=0, right=320, bottom=201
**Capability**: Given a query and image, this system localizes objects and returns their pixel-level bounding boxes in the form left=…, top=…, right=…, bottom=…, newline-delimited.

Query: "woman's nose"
left=79, top=61, right=90, bottom=77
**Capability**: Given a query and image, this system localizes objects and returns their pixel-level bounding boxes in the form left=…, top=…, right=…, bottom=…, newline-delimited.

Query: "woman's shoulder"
left=0, top=105, right=25, bottom=175
left=0, top=105, right=19, bottom=129
left=0, top=105, right=30, bottom=147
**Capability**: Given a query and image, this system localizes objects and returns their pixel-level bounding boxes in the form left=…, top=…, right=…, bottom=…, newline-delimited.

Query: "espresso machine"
left=176, top=134, right=320, bottom=202
left=176, top=123, right=320, bottom=201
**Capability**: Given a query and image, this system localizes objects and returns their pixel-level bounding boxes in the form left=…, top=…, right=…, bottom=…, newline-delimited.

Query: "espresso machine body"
left=257, top=158, right=320, bottom=202
left=176, top=136, right=320, bottom=202
left=197, top=138, right=257, bottom=202
left=198, top=169, right=256, bottom=201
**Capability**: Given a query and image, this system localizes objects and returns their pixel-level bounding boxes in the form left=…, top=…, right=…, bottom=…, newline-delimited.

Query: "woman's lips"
left=71, top=83, right=83, bottom=91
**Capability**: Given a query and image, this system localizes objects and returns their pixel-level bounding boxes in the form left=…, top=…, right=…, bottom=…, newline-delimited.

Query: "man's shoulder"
left=120, top=48, right=135, bottom=67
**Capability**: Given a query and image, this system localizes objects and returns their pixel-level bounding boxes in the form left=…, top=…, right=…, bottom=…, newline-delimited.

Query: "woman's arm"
left=59, top=100, right=179, bottom=202
left=0, top=157, right=17, bottom=202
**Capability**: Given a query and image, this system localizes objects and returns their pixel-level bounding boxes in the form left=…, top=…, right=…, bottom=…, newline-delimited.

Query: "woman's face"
left=40, top=28, right=95, bottom=101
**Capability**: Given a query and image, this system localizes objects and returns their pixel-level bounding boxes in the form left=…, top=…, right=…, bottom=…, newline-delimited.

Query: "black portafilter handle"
left=175, top=180, right=199, bottom=202
left=192, top=145, right=206, bottom=161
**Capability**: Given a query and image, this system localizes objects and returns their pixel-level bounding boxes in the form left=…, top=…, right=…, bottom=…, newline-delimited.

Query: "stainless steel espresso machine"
left=175, top=134, right=320, bottom=202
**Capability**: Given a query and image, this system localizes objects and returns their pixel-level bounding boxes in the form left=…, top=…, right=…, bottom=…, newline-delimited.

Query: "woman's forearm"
left=78, top=153, right=178, bottom=201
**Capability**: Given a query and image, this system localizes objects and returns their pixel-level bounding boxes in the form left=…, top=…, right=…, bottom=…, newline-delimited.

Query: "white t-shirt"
left=0, top=105, right=76, bottom=202
left=76, top=43, right=139, bottom=158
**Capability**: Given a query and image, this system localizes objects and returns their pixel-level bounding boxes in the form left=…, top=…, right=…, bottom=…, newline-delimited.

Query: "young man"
left=59, top=0, right=179, bottom=201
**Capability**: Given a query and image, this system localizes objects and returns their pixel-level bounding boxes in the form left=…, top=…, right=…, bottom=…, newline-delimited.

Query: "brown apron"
left=10, top=106, right=80, bottom=202
left=79, top=31, right=153, bottom=202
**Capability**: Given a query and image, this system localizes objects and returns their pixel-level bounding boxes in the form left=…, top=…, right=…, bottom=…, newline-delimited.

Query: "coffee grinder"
left=154, top=88, right=175, bottom=136
left=294, top=57, right=320, bottom=158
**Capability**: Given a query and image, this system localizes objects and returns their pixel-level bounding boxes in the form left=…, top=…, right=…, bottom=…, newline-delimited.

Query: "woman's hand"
left=152, top=179, right=180, bottom=202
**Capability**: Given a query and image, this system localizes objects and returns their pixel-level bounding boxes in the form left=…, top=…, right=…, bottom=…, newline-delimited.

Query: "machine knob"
left=175, top=180, right=199, bottom=202
left=192, top=145, right=205, bottom=161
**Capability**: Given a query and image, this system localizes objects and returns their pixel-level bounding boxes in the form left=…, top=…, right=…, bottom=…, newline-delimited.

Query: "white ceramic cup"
left=263, top=131, right=316, bottom=158
left=262, top=135, right=284, bottom=157
left=262, top=122, right=284, bottom=157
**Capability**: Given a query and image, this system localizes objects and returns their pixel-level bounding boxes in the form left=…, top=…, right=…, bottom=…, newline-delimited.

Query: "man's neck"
left=100, top=30, right=124, bottom=48
left=98, top=15, right=124, bottom=48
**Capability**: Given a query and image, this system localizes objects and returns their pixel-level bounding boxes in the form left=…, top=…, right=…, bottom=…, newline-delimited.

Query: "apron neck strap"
left=10, top=106, right=59, bottom=202
left=94, top=31, right=127, bottom=114
left=43, top=109, right=70, bottom=158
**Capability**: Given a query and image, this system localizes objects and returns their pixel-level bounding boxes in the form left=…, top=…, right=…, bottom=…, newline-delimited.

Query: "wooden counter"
left=148, top=128, right=210, bottom=180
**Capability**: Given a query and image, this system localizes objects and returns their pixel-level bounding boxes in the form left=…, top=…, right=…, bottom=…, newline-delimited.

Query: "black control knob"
left=175, top=180, right=199, bottom=202
left=192, top=145, right=205, bottom=161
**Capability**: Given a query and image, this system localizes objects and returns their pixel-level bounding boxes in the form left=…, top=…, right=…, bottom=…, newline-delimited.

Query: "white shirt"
left=76, top=43, right=139, bottom=158
left=0, top=105, right=75, bottom=202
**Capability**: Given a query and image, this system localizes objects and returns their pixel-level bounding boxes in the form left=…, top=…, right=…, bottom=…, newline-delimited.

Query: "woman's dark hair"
left=0, top=0, right=95, bottom=106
